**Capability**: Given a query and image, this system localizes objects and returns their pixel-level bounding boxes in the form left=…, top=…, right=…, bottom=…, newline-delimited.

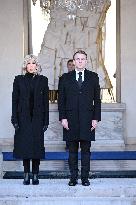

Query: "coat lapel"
left=23, top=74, right=40, bottom=98
left=34, top=75, right=40, bottom=97
left=23, top=75, right=30, bottom=97
left=81, top=69, right=91, bottom=89
left=69, top=70, right=79, bottom=89
left=69, top=69, right=91, bottom=90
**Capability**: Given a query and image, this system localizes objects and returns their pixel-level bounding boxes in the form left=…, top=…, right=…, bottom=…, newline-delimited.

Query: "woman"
left=11, top=54, right=49, bottom=185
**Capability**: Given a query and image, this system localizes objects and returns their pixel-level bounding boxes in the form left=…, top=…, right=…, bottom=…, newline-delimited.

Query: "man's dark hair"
left=73, top=50, right=87, bottom=60
left=67, top=59, right=73, bottom=66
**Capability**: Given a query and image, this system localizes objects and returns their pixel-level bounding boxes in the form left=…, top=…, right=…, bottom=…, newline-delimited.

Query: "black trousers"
left=68, top=140, right=91, bottom=180
left=65, top=141, right=69, bottom=149
left=23, top=159, right=40, bottom=174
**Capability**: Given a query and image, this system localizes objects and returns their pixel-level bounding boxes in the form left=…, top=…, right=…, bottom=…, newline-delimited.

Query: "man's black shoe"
left=23, top=173, right=30, bottom=185
left=68, top=179, right=78, bottom=186
left=81, top=179, right=90, bottom=186
left=32, top=173, right=39, bottom=185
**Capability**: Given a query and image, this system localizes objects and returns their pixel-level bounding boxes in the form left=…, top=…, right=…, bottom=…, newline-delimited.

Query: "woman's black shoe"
left=68, top=178, right=78, bottom=186
left=32, top=174, right=39, bottom=185
left=23, top=173, right=30, bottom=185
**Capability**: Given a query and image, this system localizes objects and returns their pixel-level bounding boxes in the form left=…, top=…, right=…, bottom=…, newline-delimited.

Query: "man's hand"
left=43, top=125, right=48, bottom=132
left=91, top=120, right=98, bottom=131
left=13, top=123, right=19, bottom=131
left=61, top=119, right=69, bottom=130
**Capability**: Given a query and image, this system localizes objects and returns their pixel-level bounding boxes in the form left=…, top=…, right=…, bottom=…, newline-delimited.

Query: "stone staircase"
left=0, top=178, right=136, bottom=205
left=2, top=151, right=136, bottom=180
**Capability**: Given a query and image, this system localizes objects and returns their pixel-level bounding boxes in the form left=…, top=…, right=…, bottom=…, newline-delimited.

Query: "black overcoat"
left=58, top=69, right=101, bottom=141
left=11, top=74, right=49, bottom=159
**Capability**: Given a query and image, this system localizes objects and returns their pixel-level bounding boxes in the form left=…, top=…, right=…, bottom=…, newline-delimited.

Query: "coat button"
left=79, top=91, right=82, bottom=94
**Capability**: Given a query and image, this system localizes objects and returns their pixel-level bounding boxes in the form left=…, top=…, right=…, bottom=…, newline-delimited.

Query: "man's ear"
left=73, top=60, right=75, bottom=65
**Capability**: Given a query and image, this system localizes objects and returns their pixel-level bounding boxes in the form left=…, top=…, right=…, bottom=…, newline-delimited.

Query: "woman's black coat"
left=11, top=74, right=49, bottom=159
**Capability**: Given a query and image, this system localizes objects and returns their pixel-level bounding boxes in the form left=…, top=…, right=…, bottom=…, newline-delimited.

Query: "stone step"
left=3, top=160, right=136, bottom=173
left=3, top=170, right=136, bottom=179
left=0, top=179, right=136, bottom=205
left=0, top=198, right=135, bottom=205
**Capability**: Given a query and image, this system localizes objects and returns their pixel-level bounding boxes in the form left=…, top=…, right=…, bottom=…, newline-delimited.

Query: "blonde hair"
left=22, top=54, right=42, bottom=75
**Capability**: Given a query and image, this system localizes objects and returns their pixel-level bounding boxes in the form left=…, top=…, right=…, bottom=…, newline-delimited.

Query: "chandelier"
left=32, top=0, right=106, bottom=19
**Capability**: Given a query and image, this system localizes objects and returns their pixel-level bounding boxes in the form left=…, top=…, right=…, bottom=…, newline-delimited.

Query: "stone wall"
left=120, top=0, right=136, bottom=144
left=0, top=0, right=25, bottom=140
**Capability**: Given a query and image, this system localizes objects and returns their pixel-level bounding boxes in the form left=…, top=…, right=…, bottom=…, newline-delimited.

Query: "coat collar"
left=23, top=74, right=40, bottom=96
left=69, top=69, right=90, bottom=89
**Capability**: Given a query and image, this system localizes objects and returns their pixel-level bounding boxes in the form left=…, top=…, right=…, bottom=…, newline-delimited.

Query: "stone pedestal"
left=92, top=103, right=126, bottom=151
left=45, top=103, right=126, bottom=151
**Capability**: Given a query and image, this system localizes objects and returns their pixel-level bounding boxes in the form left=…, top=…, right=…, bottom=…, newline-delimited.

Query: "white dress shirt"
left=75, top=69, right=85, bottom=82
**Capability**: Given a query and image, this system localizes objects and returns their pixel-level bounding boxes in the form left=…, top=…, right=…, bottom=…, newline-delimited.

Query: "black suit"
left=58, top=69, right=101, bottom=180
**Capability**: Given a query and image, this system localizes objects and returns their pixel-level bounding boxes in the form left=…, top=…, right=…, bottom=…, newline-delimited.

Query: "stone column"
left=121, top=0, right=136, bottom=145
left=0, top=149, right=3, bottom=178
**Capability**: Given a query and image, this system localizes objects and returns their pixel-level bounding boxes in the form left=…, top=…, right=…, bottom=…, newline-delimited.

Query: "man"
left=58, top=50, right=101, bottom=186
left=65, top=59, right=75, bottom=150
left=67, top=59, right=75, bottom=72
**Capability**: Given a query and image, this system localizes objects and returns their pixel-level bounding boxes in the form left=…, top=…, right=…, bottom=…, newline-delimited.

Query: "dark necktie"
left=78, top=72, right=82, bottom=88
